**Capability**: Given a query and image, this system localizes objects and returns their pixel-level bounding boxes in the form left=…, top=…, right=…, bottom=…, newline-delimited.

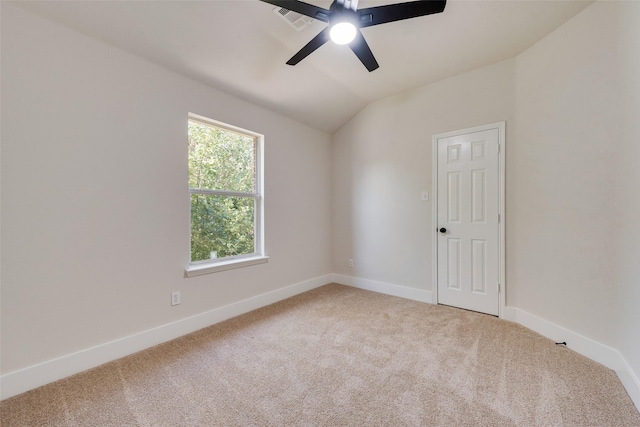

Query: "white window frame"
left=185, top=113, right=267, bottom=277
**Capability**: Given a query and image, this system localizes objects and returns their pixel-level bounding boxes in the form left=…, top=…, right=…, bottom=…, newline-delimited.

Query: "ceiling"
left=12, top=0, right=592, bottom=133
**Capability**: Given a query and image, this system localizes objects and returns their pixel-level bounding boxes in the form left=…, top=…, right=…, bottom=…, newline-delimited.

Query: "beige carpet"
left=2, top=284, right=639, bottom=426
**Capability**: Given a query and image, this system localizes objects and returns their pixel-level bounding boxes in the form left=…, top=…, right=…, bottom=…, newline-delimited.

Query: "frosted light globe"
left=330, top=22, right=356, bottom=45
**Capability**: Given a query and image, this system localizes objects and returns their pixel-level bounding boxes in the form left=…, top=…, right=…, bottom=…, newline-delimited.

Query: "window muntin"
left=188, top=115, right=263, bottom=265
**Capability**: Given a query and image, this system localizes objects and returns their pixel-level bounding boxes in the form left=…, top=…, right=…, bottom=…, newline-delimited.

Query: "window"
left=186, top=114, right=266, bottom=276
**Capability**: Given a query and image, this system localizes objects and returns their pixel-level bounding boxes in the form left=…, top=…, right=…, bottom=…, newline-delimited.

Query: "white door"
left=434, top=124, right=503, bottom=316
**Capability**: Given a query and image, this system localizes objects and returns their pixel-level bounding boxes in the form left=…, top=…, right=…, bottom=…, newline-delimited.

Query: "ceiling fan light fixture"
left=330, top=21, right=357, bottom=45
left=261, top=0, right=447, bottom=71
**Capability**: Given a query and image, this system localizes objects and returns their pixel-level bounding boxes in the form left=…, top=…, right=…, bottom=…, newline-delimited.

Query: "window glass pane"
left=188, top=120, right=256, bottom=193
left=190, top=194, right=255, bottom=262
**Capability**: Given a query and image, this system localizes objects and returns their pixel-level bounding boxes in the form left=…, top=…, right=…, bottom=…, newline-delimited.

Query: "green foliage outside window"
left=189, top=120, right=256, bottom=262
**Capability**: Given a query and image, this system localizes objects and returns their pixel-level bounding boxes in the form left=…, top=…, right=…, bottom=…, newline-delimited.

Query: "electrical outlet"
left=171, top=291, right=181, bottom=306
left=348, top=259, right=354, bottom=268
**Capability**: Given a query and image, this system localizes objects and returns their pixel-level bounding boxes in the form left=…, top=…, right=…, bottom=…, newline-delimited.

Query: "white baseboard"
left=617, top=356, right=640, bottom=412
left=3, top=274, right=638, bottom=413
left=503, top=306, right=640, bottom=412
left=501, top=307, right=620, bottom=368
left=332, top=273, right=434, bottom=304
left=0, top=274, right=332, bottom=400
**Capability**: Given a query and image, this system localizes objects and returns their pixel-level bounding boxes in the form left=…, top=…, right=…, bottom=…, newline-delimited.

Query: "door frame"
left=431, top=122, right=506, bottom=317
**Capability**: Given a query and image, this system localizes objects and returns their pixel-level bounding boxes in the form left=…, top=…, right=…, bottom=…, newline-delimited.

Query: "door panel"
left=448, top=172, right=461, bottom=222
left=447, top=238, right=461, bottom=289
left=436, top=128, right=500, bottom=316
left=471, top=239, right=486, bottom=293
left=471, top=169, right=486, bottom=223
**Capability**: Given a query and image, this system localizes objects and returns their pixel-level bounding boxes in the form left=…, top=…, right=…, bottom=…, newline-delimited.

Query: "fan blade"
left=349, top=30, right=379, bottom=72
left=258, top=0, right=331, bottom=23
left=357, top=0, right=446, bottom=28
left=286, top=27, right=331, bottom=66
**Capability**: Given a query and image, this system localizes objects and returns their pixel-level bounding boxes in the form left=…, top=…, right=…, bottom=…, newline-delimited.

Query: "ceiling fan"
left=260, top=0, right=447, bottom=72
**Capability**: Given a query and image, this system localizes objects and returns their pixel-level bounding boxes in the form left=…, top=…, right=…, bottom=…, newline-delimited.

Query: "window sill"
left=185, top=256, right=269, bottom=278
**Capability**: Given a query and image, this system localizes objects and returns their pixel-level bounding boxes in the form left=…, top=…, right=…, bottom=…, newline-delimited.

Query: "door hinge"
left=498, top=283, right=501, bottom=293
left=497, top=144, right=501, bottom=153
left=498, top=213, right=501, bottom=223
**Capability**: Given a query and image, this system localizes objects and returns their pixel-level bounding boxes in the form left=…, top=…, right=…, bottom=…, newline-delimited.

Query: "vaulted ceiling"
left=13, top=0, right=592, bottom=133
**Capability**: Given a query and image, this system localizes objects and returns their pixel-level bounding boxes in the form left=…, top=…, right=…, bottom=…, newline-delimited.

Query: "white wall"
left=510, top=0, right=640, bottom=394
left=1, top=3, right=331, bottom=375
left=614, top=0, right=640, bottom=392
left=332, top=0, right=639, bottom=397
left=511, top=0, right=639, bottom=350
left=332, top=60, right=515, bottom=290
left=507, top=0, right=619, bottom=345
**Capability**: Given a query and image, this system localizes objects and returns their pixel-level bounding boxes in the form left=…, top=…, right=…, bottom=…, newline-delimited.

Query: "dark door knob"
left=439, top=228, right=447, bottom=233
